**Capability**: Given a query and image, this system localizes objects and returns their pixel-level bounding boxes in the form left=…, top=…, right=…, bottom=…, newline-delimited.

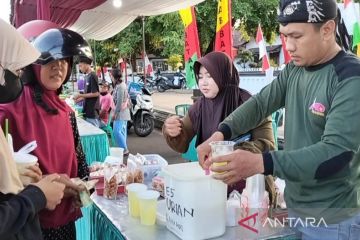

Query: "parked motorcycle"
left=138, top=75, right=157, bottom=90
left=156, top=70, right=186, bottom=92
left=127, top=82, right=154, bottom=137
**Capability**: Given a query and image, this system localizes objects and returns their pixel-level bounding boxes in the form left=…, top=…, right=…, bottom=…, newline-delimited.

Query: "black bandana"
left=0, top=69, right=23, bottom=103
left=278, top=0, right=337, bottom=24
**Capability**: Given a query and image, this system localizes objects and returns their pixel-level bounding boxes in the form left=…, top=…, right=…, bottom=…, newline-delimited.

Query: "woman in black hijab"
left=163, top=51, right=275, bottom=198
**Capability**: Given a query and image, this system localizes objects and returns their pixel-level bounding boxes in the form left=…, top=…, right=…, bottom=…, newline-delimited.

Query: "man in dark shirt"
left=74, top=56, right=100, bottom=127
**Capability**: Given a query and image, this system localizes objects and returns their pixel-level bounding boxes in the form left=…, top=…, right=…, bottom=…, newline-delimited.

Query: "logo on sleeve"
left=309, top=98, right=325, bottom=117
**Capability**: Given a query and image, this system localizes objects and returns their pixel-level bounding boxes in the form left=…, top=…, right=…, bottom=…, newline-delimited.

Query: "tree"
left=146, top=13, right=184, bottom=57
left=195, top=0, right=279, bottom=53
left=92, top=0, right=280, bottom=68
left=114, top=19, right=143, bottom=72
left=90, top=39, right=118, bottom=78
left=236, top=48, right=254, bottom=68
left=232, top=0, right=278, bottom=42
left=167, top=54, right=183, bottom=70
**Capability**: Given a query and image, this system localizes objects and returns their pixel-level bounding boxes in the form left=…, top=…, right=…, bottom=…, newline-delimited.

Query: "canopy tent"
left=12, top=0, right=205, bottom=40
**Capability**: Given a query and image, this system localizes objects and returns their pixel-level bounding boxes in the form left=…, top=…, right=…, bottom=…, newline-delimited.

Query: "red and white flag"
left=280, top=34, right=291, bottom=65
left=256, top=24, right=273, bottom=80
left=144, top=53, right=154, bottom=77
left=256, top=24, right=270, bottom=72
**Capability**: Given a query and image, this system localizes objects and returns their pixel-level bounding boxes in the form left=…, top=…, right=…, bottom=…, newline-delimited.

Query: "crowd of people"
left=1, top=0, right=360, bottom=239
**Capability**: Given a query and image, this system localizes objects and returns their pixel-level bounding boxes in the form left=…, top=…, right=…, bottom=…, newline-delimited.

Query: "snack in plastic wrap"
left=104, top=175, right=117, bottom=199
left=133, top=169, right=144, bottom=183
left=151, top=176, right=165, bottom=197
left=127, top=154, right=144, bottom=184
left=104, top=165, right=118, bottom=200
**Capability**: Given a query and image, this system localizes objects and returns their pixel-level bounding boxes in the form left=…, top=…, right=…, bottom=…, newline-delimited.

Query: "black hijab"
left=188, top=52, right=251, bottom=146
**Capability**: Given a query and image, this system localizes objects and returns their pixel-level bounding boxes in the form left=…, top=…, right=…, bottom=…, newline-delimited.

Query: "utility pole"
left=142, top=16, right=147, bottom=85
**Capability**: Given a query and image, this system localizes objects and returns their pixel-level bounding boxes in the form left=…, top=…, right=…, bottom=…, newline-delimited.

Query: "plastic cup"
left=13, top=152, right=38, bottom=185
left=126, top=183, right=147, bottom=217
left=138, top=190, right=160, bottom=225
left=209, top=141, right=235, bottom=173
left=109, top=147, right=124, bottom=164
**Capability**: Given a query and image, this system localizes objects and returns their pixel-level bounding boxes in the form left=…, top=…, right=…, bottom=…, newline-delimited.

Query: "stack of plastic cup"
left=138, top=190, right=160, bottom=225
left=109, top=147, right=124, bottom=165
left=13, top=152, right=38, bottom=185
left=126, top=183, right=147, bottom=217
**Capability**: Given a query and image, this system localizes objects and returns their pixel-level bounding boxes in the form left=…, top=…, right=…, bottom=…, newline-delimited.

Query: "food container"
left=142, top=154, right=168, bottom=184
left=162, top=162, right=227, bottom=240
left=95, top=181, right=125, bottom=196
left=127, top=154, right=168, bottom=185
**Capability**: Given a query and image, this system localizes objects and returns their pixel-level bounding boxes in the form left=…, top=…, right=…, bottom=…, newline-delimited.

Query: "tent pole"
left=93, top=40, right=97, bottom=69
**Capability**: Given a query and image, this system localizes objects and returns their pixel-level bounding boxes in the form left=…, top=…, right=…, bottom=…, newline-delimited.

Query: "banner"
left=214, top=0, right=233, bottom=59
left=179, top=6, right=201, bottom=88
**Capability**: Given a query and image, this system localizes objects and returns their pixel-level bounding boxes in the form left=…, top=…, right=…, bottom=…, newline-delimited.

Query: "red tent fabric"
left=12, top=0, right=206, bottom=40
left=13, top=0, right=106, bottom=28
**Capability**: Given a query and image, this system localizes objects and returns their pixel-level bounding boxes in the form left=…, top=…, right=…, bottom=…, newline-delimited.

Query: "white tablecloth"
left=77, top=117, right=106, bottom=136
left=91, top=194, right=295, bottom=240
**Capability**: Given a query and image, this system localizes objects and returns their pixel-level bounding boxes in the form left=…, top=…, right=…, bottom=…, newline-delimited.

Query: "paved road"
left=151, top=89, right=193, bottom=113
left=125, top=90, right=193, bottom=165
left=126, top=128, right=187, bottom=165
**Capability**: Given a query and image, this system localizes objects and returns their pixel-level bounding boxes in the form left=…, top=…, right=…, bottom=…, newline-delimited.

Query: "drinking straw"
left=5, top=118, right=8, bottom=140
left=204, top=155, right=210, bottom=175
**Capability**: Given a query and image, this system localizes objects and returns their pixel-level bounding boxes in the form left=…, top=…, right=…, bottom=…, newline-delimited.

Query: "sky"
left=0, top=0, right=11, bottom=23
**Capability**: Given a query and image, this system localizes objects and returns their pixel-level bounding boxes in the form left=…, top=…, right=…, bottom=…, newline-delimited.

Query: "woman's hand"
left=31, top=174, right=65, bottom=210
left=54, top=174, right=85, bottom=198
left=164, top=115, right=183, bottom=137
left=21, top=164, right=42, bottom=183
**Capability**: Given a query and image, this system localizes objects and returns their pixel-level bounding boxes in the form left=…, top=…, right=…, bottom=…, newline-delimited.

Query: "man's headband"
left=278, top=0, right=337, bottom=24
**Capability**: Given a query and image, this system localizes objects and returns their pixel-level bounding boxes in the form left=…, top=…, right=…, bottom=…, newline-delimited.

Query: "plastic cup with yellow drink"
left=126, top=183, right=147, bottom=217
left=209, top=141, right=235, bottom=174
left=138, top=190, right=160, bottom=225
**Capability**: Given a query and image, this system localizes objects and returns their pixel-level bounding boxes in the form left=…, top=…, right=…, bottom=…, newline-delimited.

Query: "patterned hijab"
left=188, top=52, right=251, bottom=146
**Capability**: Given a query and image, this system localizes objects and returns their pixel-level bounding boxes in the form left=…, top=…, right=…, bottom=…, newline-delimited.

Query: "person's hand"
left=54, top=174, right=85, bottom=199
left=210, top=150, right=264, bottom=184
left=197, top=131, right=224, bottom=169
left=73, top=94, right=81, bottom=100
left=72, top=191, right=83, bottom=209
left=31, top=174, right=65, bottom=210
left=164, top=116, right=183, bottom=137
left=21, top=164, right=42, bottom=183
left=73, top=94, right=84, bottom=103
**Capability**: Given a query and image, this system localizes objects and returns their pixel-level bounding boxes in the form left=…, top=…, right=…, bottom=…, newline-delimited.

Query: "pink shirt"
left=100, top=93, right=115, bottom=124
